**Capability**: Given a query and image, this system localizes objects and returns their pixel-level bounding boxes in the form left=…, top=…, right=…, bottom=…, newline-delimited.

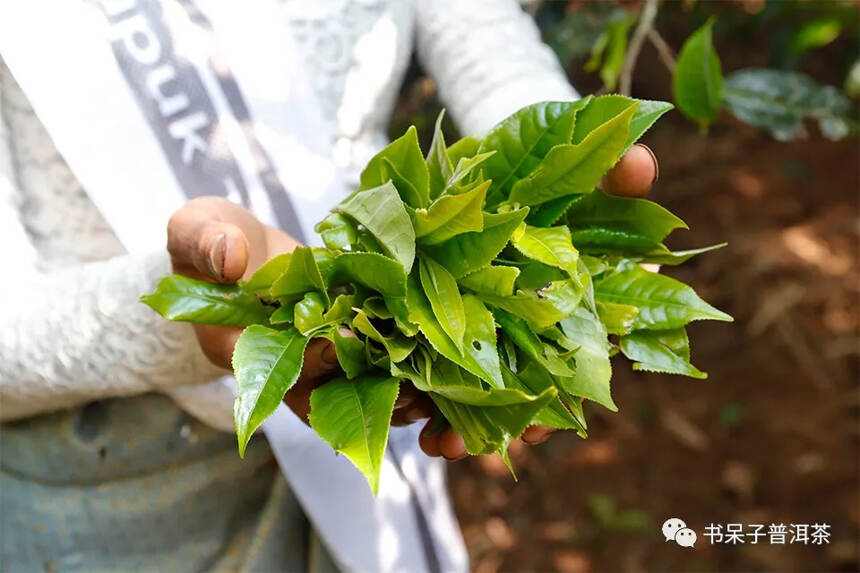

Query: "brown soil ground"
left=448, top=118, right=859, bottom=573
left=391, top=5, right=860, bottom=570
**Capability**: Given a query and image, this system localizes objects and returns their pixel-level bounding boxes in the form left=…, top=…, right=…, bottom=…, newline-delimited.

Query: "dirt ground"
left=390, top=6, right=860, bottom=571
left=447, top=117, right=859, bottom=573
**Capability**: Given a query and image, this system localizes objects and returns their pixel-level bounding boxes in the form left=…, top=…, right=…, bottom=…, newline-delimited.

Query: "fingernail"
left=208, top=234, right=226, bottom=280
left=636, top=143, right=659, bottom=183
left=443, top=452, right=468, bottom=462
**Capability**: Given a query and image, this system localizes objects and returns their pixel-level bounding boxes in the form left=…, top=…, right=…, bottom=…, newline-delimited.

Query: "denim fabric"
left=0, top=393, right=337, bottom=572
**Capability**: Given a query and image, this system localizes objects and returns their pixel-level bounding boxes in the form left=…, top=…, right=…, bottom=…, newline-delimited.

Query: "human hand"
left=418, top=143, right=661, bottom=460
left=165, top=196, right=433, bottom=424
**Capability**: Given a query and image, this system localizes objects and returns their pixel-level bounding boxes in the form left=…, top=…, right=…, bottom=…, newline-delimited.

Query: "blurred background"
left=392, top=1, right=859, bottom=571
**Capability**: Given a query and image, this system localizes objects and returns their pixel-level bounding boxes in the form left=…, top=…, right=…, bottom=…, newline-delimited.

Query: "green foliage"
left=723, top=68, right=855, bottom=141
left=309, top=375, right=400, bottom=494
left=232, top=326, right=310, bottom=456
left=141, top=275, right=272, bottom=326
left=142, top=98, right=731, bottom=492
left=673, top=18, right=723, bottom=130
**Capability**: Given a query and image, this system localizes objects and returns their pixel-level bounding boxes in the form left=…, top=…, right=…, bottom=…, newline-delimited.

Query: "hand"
left=418, top=143, right=660, bottom=460
left=165, top=196, right=432, bottom=424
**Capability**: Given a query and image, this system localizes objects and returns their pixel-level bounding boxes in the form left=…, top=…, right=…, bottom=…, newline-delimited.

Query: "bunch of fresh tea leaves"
left=143, top=96, right=732, bottom=493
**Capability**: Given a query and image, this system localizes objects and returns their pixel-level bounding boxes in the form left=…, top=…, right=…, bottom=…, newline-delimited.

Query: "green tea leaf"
left=243, top=253, right=292, bottom=293
left=596, top=301, right=640, bottom=335
left=673, top=18, right=723, bottom=129
left=426, top=110, right=453, bottom=199
left=360, top=125, right=429, bottom=207
left=505, top=361, right=585, bottom=433
left=572, top=228, right=663, bottom=256
left=446, top=152, right=495, bottom=192
left=332, top=328, right=367, bottom=379
left=482, top=279, right=584, bottom=330
left=269, top=304, right=294, bottom=325
left=233, top=326, right=310, bottom=456
left=572, top=95, right=673, bottom=151
left=392, top=355, right=540, bottom=406
left=294, top=292, right=327, bottom=334
left=723, top=68, right=854, bottom=141
left=309, top=375, right=400, bottom=494
left=353, top=310, right=416, bottom=362
left=430, top=388, right=556, bottom=455
left=330, top=252, right=407, bottom=298
left=635, top=243, right=727, bottom=265
left=558, top=307, right=617, bottom=411
left=362, top=296, right=393, bottom=319
left=406, top=276, right=503, bottom=387
left=459, top=265, right=520, bottom=297
left=508, top=103, right=636, bottom=206
left=270, top=246, right=329, bottom=305
left=447, top=136, right=480, bottom=167
left=479, top=99, right=590, bottom=206
left=566, top=190, right=687, bottom=242
left=515, top=262, right=565, bottom=290
left=620, top=328, right=707, bottom=379
left=594, top=265, right=733, bottom=330
left=511, top=224, right=580, bottom=275
left=315, top=213, right=359, bottom=250
left=493, top=309, right=575, bottom=377
left=413, top=180, right=489, bottom=245
left=423, top=208, right=528, bottom=278
left=337, top=181, right=416, bottom=272
left=330, top=252, right=413, bottom=334
left=419, top=256, right=467, bottom=350
left=142, top=275, right=272, bottom=326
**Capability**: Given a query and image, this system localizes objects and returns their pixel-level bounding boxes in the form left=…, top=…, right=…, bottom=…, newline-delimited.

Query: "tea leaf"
left=360, top=125, right=429, bottom=207
left=508, top=103, right=636, bottom=206
left=479, top=99, right=590, bottom=206
left=673, top=18, right=723, bottom=129
left=413, top=180, right=489, bottom=245
left=419, top=256, right=467, bottom=350
left=620, top=328, right=707, bottom=379
left=233, top=326, right=310, bottom=456
left=426, top=110, right=453, bottom=198
left=423, top=208, right=528, bottom=278
left=723, top=68, right=854, bottom=141
left=337, top=181, right=416, bottom=273
left=309, top=375, right=400, bottom=494
left=142, top=275, right=272, bottom=326
left=558, top=307, right=617, bottom=411
left=459, top=265, right=520, bottom=297
left=594, top=265, right=733, bottom=330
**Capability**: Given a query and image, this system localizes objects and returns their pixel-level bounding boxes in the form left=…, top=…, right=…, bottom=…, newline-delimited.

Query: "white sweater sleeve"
left=414, top=0, right=579, bottom=136
left=0, top=83, right=226, bottom=423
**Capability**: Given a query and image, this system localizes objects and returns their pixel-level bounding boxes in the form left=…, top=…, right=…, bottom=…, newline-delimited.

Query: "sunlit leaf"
left=620, top=328, right=706, bottom=379
left=142, top=275, right=272, bottom=326
left=673, top=18, right=723, bottom=129
left=233, top=326, right=309, bottom=456
left=309, top=375, right=399, bottom=494
left=337, top=181, right=416, bottom=272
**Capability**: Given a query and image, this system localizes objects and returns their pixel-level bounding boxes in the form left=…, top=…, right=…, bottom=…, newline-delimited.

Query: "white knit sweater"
left=0, top=0, right=576, bottom=430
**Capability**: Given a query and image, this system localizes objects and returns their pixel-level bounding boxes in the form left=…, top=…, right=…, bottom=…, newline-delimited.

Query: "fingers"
left=391, top=384, right=435, bottom=426
left=522, top=425, right=556, bottom=445
left=602, top=143, right=659, bottom=198
left=193, top=324, right=243, bottom=369
left=419, top=419, right=468, bottom=461
left=167, top=197, right=255, bottom=283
